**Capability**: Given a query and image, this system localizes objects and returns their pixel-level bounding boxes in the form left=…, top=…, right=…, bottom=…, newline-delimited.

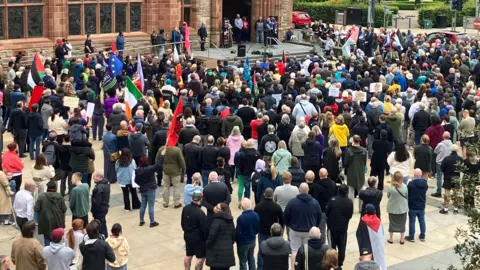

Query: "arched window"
left=0, top=0, right=44, bottom=39
left=68, top=0, right=142, bottom=36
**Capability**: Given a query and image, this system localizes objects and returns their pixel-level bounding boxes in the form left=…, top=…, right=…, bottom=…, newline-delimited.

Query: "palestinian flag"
left=252, top=75, right=257, bottom=96
left=27, top=53, right=46, bottom=90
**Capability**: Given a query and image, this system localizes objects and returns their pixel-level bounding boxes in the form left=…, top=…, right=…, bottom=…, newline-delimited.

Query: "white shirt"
left=13, top=189, right=34, bottom=220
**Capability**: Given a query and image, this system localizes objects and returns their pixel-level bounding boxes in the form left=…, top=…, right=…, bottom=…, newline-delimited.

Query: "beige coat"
left=0, top=171, right=13, bottom=215
left=11, top=237, right=46, bottom=270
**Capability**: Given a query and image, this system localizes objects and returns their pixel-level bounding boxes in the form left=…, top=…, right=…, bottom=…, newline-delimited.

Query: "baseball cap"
left=360, top=248, right=372, bottom=256
left=51, top=228, right=64, bottom=242
left=365, top=204, right=376, bottom=215
left=192, top=191, right=203, bottom=201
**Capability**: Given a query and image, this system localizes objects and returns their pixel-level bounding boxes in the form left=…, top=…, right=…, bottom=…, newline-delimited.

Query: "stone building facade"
left=0, top=0, right=292, bottom=60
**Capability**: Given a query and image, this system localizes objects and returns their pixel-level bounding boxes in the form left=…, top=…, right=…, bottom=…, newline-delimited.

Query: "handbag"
left=109, top=151, right=120, bottom=161
left=304, top=243, right=309, bottom=270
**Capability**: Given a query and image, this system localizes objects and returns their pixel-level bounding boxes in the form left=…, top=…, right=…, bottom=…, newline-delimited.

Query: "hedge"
left=384, top=1, right=442, bottom=10
left=417, top=1, right=475, bottom=27
left=293, top=2, right=399, bottom=27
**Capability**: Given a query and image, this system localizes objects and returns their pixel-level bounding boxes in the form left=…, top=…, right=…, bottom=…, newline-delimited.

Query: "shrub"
left=384, top=1, right=442, bottom=10
left=293, top=2, right=399, bottom=27
left=418, top=1, right=475, bottom=27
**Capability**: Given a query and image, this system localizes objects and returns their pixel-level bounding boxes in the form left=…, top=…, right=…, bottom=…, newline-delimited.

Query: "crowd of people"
left=0, top=20, right=478, bottom=270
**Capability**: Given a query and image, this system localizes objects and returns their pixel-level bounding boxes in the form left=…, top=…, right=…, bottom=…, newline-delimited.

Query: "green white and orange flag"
left=125, top=76, right=143, bottom=118
left=27, top=52, right=46, bottom=91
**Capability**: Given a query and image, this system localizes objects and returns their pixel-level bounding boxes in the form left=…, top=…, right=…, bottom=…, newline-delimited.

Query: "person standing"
left=70, top=172, right=90, bottom=226
left=202, top=172, right=231, bottom=222
left=325, top=184, right=353, bottom=268
left=386, top=171, right=409, bottom=245
left=259, top=223, right=290, bottom=270
left=157, top=143, right=186, bottom=208
left=405, top=169, right=428, bottom=243
left=387, top=141, right=412, bottom=184
left=359, top=177, right=383, bottom=218
left=273, top=172, right=299, bottom=211
left=183, top=136, right=203, bottom=184
left=425, top=115, right=445, bottom=174
left=91, top=171, right=110, bottom=238
left=106, top=223, right=130, bottom=270
left=254, top=188, right=284, bottom=270
left=27, top=104, right=44, bottom=160
left=182, top=190, right=208, bottom=270
left=411, top=103, right=431, bottom=145
left=354, top=248, right=381, bottom=270
left=135, top=156, right=161, bottom=227
left=84, top=34, right=94, bottom=53
left=200, top=136, right=218, bottom=186
left=356, top=204, right=386, bottom=270
left=345, top=135, right=367, bottom=207
left=11, top=220, right=46, bottom=269
left=432, top=131, right=453, bottom=198
left=0, top=171, right=14, bottom=226
left=370, top=130, right=390, bottom=190
left=13, top=181, right=34, bottom=230
left=65, top=219, right=85, bottom=268
left=294, top=227, right=329, bottom=270
left=284, top=183, right=322, bottom=269
left=198, top=22, right=208, bottom=51
left=116, top=32, right=125, bottom=58
left=3, top=142, right=24, bottom=189
left=236, top=198, right=260, bottom=270
left=234, top=14, right=243, bottom=43
left=31, top=154, right=55, bottom=202
left=116, top=149, right=140, bottom=211
left=413, top=135, right=433, bottom=181
left=70, top=140, right=95, bottom=186
left=103, top=124, right=118, bottom=184
left=9, top=101, right=28, bottom=157
left=40, top=97, right=53, bottom=140
left=440, top=144, right=463, bottom=214
left=42, top=228, right=75, bottom=270
left=206, top=203, right=236, bottom=270
left=171, top=26, right=182, bottom=53
left=238, top=139, right=261, bottom=201
left=80, top=221, right=116, bottom=269
left=34, top=181, right=66, bottom=246
left=255, top=17, right=264, bottom=43
left=459, top=109, right=476, bottom=158
left=128, top=123, right=149, bottom=165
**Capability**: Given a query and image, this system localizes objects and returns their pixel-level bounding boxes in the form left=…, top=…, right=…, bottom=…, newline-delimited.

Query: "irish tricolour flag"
left=125, top=76, right=143, bottom=119
left=27, top=53, right=46, bottom=90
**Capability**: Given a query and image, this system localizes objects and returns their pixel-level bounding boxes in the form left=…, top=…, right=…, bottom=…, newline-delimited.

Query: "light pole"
left=384, top=6, right=389, bottom=28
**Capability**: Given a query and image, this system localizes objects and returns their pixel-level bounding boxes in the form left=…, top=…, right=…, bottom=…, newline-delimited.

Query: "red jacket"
left=425, top=124, right=445, bottom=149
left=2, top=150, right=24, bottom=173
left=276, top=62, right=286, bottom=76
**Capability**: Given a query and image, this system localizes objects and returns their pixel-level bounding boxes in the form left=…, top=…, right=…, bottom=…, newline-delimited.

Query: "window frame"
left=0, top=0, right=45, bottom=39
left=67, top=0, right=142, bottom=37
left=181, top=0, right=192, bottom=26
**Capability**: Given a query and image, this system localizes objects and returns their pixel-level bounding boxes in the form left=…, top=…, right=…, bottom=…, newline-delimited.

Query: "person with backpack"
left=42, top=132, right=61, bottom=174
left=70, top=140, right=95, bottom=186
left=68, top=117, right=88, bottom=142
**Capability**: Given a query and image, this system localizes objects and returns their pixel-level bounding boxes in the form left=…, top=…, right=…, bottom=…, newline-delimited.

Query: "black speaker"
left=237, top=44, right=246, bottom=57
left=346, top=7, right=362, bottom=25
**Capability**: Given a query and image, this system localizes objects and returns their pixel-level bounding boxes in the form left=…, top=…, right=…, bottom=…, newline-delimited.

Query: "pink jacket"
left=226, top=135, right=244, bottom=165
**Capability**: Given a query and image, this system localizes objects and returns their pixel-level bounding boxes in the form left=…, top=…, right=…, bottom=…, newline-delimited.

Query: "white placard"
left=86, top=102, right=95, bottom=117
left=353, top=91, right=367, bottom=102
left=328, top=86, right=340, bottom=97
left=369, top=83, right=382, bottom=93
left=63, top=96, right=79, bottom=108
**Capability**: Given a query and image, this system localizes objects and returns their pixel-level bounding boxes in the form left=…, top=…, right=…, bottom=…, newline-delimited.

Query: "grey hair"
left=270, top=223, right=284, bottom=237
left=309, top=226, right=321, bottom=239
left=281, top=114, right=290, bottom=124
left=94, top=171, right=104, bottom=179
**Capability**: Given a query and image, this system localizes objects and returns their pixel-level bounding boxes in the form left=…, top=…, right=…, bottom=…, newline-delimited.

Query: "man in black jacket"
left=259, top=223, right=290, bottom=270
left=254, top=188, right=284, bottom=270
left=237, top=99, right=256, bottom=139
left=294, top=226, right=328, bottom=270
left=91, top=171, right=110, bottom=238
left=200, top=135, right=218, bottom=187
left=27, top=104, right=44, bottom=160
left=359, top=177, right=383, bottom=218
left=9, top=101, right=28, bottom=157
left=182, top=190, right=208, bottom=269
left=412, top=103, right=431, bottom=145
left=351, top=116, right=369, bottom=148
left=373, top=114, right=393, bottom=149
left=325, top=184, right=353, bottom=268
left=440, top=145, right=463, bottom=214
left=238, top=139, right=261, bottom=200
left=151, top=120, right=168, bottom=185
left=366, top=101, right=382, bottom=158
left=183, top=136, right=203, bottom=184
left=59, top=135, right=73, bottom=196
left=288, top=157, right=305, bottom=188
left=178, top=118, right=200, bottom=146
left=202, top=172, right=231, bottom=223
left=311, top=168, right=337, bottom=244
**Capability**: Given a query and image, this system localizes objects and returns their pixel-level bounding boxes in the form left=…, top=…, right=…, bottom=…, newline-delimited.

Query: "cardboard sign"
left=63, top=96, right=79, bottom=108
left=86, top=102, right=95, bottom=117
left=353, top=91, right=367, bottom=102
left=369, top=83, right=382, bottom=93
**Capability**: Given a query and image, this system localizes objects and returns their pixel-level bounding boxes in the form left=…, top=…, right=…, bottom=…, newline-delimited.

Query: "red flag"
left=28, top=85, right=44, bottom=111
left=111, top=40, right=116, bottom=52
left=283, top=50, right=287, bottom=63
left=167, top=97, right=183, bottom=147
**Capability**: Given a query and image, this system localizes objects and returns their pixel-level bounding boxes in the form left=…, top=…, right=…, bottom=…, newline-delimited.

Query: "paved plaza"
left=0, top=132, right=466, bottom=269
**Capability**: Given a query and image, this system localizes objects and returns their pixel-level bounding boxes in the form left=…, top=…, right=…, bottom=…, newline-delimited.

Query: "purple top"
left=104, top=97, right=118, bottom=118
left=315, top=134, right=324, bottom=160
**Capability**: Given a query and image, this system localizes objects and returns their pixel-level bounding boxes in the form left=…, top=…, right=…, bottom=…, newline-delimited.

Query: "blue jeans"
left=436, top=163, right=443, bottom=193
left=408, top=209, right=426, bottom=239
left=243, top=175, right=251, bottom=199
left=29, top=136, right=42, bottom=159
left=201, top=169, right=210, bottom=187
left=140, top=190, right=156, bottom=224
left=415, top=132, right=423, bottom=145
left=257, top=233, right=269, bottom=270
left=256, top=30, right=264, bottom=43
left=237, top=241, right=256, bottom=270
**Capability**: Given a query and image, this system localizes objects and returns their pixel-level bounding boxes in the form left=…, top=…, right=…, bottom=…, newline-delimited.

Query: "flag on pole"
left=136, top=54, right=145, bottom=93
left=283, top=50, right=287, bottom=63
left=28, top=85, right=45, bottom=111
left=243, top=57, right=251, bottom=82
left=173, top=45, right=180, bottom=63
left=102, top=67, right=118, bottom=94
left=125, top=76, right=143, bottom=119
left=176, top=63, right=184, bottom=87
left=184, top=23, right=191, bottom=54
left=342, top=26, right=359, bottom=58
left=252, top=74, right=257, bottom=96
left=167, top=97, right=183, bottom=147
left=109, top=53, right=124, bottom=76
left=27, top=52, right=46, bottom=91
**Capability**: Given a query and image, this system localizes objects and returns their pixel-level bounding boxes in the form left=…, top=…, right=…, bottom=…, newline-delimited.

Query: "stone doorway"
left=222, top=0, right=252, bottom=41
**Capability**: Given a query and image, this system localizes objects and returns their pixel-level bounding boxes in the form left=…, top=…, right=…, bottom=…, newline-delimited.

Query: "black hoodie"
left=238, top=148, right=261, bottom=177
left=311, top=177, right=338, bottom=212
left=260, top=236, right=291, bottom=270
left=295, top=238, right=329, bottom=270
left=79, top=238, right=115, bottom=270
left=69, top=141, right=95, bottom=172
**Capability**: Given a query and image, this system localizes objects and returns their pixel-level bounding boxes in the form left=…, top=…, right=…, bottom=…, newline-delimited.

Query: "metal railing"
left=267, top=37, right=290, bottom=53
left=207, top=42, right=229, bottom=60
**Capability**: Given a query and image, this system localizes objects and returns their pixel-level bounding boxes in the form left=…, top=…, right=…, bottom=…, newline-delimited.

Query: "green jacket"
left=69, top=183, right=90, bottom=217
left=386, top=114, right=401, bottom=140
left=272, top=148, right=292, bottom=175
left=156, top=146, right=186, bottom=176
left=345, top=145, right=367, bottom=190
left=34, top=192, right=67, bottom=238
